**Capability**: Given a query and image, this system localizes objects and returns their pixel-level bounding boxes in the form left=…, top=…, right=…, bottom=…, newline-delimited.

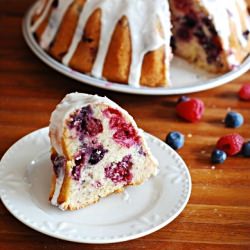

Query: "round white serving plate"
left=0, top=127, right=191, bottom=244
left=23, top=2, right=250, bottom=96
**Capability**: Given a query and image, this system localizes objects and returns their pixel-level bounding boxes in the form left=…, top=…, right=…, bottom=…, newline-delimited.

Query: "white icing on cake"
left=40, top=0, right=74, bottom=49
left=31, top=0, right=53, bottom=32
left=50, top=93, right=141, bottom=155
left=50, top=171, right=64, bottom=206
left=35, top=0, right=46, bottom=15
left=201, top=0, right=250, bottom=60
left=49, top=93, right=158, bottom=209
left=31, top=0, right=171, bottom=87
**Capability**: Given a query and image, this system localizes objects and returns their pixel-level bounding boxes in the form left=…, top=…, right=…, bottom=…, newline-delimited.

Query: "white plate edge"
left=22, top=3, right=250, bottom=96
left=0, top=127, right=192, bottom=244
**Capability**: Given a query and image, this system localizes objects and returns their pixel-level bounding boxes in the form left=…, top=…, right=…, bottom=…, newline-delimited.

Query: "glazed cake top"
left=49, top=93, right=142, bottom=155
left=200, top=0, right=250, bottom=64
left=32, top=0, right=171, bottom=87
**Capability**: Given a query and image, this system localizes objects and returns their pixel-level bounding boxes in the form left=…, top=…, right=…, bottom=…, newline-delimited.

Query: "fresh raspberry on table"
left=238, top=84, right=250, bottom=101
left=216, top=134, right=244, bottom=156
left=176, top=98, right=205, bottom=122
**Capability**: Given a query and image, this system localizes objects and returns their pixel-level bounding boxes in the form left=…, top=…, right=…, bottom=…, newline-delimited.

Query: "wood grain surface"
left=0, top=1, right=250, bottom=249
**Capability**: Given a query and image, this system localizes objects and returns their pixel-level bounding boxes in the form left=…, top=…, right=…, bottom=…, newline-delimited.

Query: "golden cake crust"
left=32, top=0, right=169, bottom=87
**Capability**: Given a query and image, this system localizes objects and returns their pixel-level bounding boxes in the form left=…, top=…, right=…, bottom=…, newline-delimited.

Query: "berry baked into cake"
left=49, top=93, right=158, bottom=210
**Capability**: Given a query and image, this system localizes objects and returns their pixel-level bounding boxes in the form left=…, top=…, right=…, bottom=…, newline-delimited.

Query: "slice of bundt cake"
left=169, top=0, right=250, bottom=73
left=49, top=93, right=158, bottom=210
left=31, top=0, right=172, bottom=87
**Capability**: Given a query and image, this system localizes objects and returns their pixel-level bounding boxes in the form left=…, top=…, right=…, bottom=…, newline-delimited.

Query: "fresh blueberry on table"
left=242, top=141, right=250, bottom=157
left=165, top=131, right=185, bottom=150
left=177, top=95, right=190, bottom=104
left=224, top=111, right=244, bottom=128
left=211, top=149, right=227, bottom=164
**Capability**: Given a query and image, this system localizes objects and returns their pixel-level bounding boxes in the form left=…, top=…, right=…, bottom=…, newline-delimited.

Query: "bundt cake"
left=31, top=0, right=171, bottom=88
left=169, top=0, right=250, bottom=73
left=30, top=0, right=250, bottom=87
left=49, top=93, right=158, bottom=210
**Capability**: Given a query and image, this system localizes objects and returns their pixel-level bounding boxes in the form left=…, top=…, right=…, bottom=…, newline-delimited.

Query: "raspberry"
left=176, top=98, right=205, bottom=122
left=174, top=0, right=192, bottom=12
left=216, top=134, right=244, bottom=156
left=239, top=84, right=250, bottom=101
left=105, top=155, right=133, bottom=184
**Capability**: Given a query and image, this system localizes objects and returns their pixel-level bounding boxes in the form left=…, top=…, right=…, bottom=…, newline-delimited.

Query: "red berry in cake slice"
left=239, top=84, right=250, bottom=101
left=173, top=0, right=192, bottom=12
left=49, top=93, right=158, bottom=210
left=105, top=155, right=133, bottom=184
left=216, top=134, right=244, bottom=156
left=176, top=98, right=205, bottom=122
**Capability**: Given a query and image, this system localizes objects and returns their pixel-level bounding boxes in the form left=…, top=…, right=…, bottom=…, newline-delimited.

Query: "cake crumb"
left=187, top=133, right=193, bottom=138
left=227, top=107, right=232, bottom=112
left=211, top=166, right=216, bottom=170
left=201, top=150, right=206, bottom=155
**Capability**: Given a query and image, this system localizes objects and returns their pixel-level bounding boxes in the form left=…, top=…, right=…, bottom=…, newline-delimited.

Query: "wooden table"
left=1, top=1, right=250, bottom=249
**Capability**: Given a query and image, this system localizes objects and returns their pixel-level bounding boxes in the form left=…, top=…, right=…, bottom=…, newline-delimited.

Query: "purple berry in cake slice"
left=68, top=105, right=103, bottom=137
left=71, top=151, right=86, bottom=181
left=49, top=93, right=158, bottom=210
left=51, top=154, right=66, bottom=177
left=52, top=0, right=59, bottom=8
left=243, top=30, right=250, bottom=40
left=88, top=146, right=108, bottom=165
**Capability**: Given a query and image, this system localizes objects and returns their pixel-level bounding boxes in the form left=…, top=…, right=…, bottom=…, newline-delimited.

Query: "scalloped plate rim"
left=0, top=127, right=191, bottom=244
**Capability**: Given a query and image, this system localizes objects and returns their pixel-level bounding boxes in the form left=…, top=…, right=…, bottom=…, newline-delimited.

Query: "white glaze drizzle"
left=53, top=0, right=171, bottom=87
left=40, top=0, right=74, bottom=49
left=49, top=93, right=146, bottom=206
left=49, top=93, right=140, bottom=156
left=35, top=0, right=46, bottom=15
left=50, top=172, right=64, bottom=206
left=31, top=0, right=53, bottom=32
left=201, top=0, right=250, bottom=51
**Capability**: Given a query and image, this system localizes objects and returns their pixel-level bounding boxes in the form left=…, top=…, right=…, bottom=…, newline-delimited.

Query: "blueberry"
left=225, top=112, right=244, bottom=128
left=177, top=96, right=190, bottom=104
left=165, top=131, right=185, bottom=150
left=211, top=149, right=227, bottom=164
left=88, top=146, right=108, bottom=165
left=242, top=141, right=250, bottom=157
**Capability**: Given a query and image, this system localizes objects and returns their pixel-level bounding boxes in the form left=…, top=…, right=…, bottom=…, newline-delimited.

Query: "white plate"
left=23, top=2, right=250, bottom=96
left=0, top=127, right=191, bottom=244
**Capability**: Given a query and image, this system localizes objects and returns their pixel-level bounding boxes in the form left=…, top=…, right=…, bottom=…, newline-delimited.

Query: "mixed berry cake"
left=31, top=0, right=171, bottom=87
left=49, top=93, right=158, bottom=210
left=30, top=0, right=250, bottom=87
left=169, top=0, right=250, bottom=73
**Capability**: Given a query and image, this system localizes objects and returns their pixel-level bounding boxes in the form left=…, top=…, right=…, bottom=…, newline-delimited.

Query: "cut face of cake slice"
left=169, top=0, right=250, bottom=73
left=49, top=93, right=158, bottom=210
